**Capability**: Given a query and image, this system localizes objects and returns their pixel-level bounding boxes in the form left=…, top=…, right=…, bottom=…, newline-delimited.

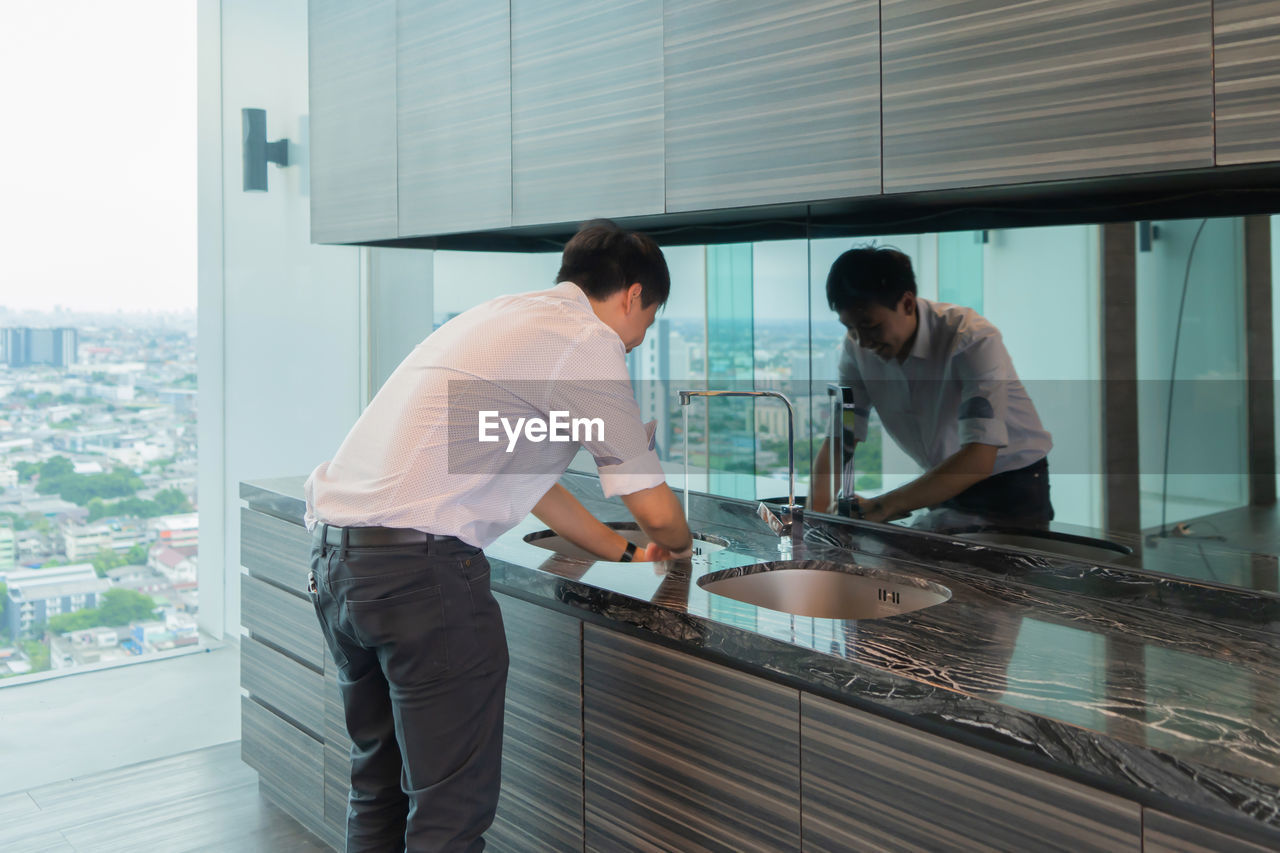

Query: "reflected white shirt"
left=305, top=282, right=666, bottom=548
left=837, top=298, right=1052, bottom=474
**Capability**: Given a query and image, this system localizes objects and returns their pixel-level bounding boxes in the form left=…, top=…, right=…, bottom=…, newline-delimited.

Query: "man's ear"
left=627, top=282, right=643, bottom=313
left=900, top=291, right=916, bottom=316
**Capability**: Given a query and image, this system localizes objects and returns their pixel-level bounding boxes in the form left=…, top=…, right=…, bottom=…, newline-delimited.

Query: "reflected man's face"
left=837, top=292, right=917, bottom=362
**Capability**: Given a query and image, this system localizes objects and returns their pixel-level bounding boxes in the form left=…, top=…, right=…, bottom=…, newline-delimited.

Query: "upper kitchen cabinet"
left=398, top=0, right=511, bottom=236
left=881, top=0, right=1214, bottom=193
left=1214, top=0, right=1280, bottom=164
left=664, top=0, right=880, bottom=211
left=308, top=0, right=398, bottom=244
left=510, top=0, right=664, bottom=226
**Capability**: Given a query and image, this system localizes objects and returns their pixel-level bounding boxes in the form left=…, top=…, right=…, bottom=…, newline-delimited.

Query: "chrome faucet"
left=677, top=389, right=804, bottom=552
left=827, top=384, right=857, bottom=517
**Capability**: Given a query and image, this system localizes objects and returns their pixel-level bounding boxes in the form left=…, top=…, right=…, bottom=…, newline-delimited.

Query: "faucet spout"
left=678, top=389, right=803, bottom=551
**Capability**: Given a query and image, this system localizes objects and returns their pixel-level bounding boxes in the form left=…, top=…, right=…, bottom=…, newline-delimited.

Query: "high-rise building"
left=1, top=327, right=79, bottom=367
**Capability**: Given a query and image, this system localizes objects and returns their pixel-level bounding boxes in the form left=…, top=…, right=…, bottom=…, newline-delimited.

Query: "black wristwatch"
left=618, top=541, right=637, bottom=562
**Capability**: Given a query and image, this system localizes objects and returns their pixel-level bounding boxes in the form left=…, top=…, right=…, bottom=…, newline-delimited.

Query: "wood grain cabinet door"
left=488, top=594, right=585, bottom=853
left=1144, top=808, right=1280, bottom=852
left=664, top=0, right=880, bottom=211
left=510, top=0, right=664, bottom=226
left=308, top=0, right=397, bottom=244
left=582, top=625, right=800, bottom=852
left=1215, top=0, right=1280, bottom=165
left=801, top=693, right=1141, bottom=852
left=398, top=0, right=511, bottom=236
left=881, top=0, right=1213, bottom=192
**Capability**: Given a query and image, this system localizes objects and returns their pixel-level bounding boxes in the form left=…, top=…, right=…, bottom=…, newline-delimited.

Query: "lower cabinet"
left=801, top=694, right=1141, bottom=852
left=1144, top=809, right=1278, bottom=852
left=241, top=508, right=1277, bottom=852
left=488, top=593, right=584, bottom=852
left=582, top=624, right=802, bottom=852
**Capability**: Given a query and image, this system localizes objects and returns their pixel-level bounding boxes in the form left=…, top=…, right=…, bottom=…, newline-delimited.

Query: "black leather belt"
left=315, top=524, right=456, bottom=547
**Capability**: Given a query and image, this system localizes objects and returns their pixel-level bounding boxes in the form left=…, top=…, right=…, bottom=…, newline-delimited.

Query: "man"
left=304, top=220, right=693, bottom=851
left=809, top=246, right=1054, bottom=530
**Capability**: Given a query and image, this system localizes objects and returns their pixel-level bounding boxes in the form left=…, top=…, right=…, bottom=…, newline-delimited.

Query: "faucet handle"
left=757, top=500, right=803, bottom=537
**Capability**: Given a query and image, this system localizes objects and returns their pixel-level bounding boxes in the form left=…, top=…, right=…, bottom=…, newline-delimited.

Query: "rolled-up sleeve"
left=835, top=337, right=873, bottom=443
left=954, top=333, right=1012, bottom=448
left=550, top=330, right=668, bottom=498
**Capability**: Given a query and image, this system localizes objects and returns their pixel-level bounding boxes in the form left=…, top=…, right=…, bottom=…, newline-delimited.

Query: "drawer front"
left=801, top=693, right=1140, bottom=852
left=583, top=624, right=800, bottom=852
left=241, top=573, right=326, bottom=670
left=241, top=634, right=324, bottom=739
left=1145, top=809, right=1280, bottom=853
left=241, top=508, right=312, bottom=593
left=241, top=696, right=324, bottom=830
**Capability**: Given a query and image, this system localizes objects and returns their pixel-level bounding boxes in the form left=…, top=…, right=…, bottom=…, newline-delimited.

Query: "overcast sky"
left=0, top=1, right=196, bottom=313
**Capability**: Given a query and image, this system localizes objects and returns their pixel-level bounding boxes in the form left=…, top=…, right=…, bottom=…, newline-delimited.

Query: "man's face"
left=837, top=293, right=917, bottom=361
left=623, top=297, right=660, bottom=353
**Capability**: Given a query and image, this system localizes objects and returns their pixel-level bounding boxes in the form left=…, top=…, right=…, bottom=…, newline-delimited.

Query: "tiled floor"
left=0, top=742, right=329, bottom=853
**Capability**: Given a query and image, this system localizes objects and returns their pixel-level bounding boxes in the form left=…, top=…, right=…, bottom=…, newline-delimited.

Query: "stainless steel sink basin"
left=952, top=528, right=1131, bottom=562
left=524, top=522, right=729, bottom=561
left=697, top=560, right=951, bottom=620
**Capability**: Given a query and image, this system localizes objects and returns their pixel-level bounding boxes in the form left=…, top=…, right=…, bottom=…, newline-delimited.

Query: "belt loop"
left=340, top=525, right=350, bottom=559
left=319, top=522, right=329, bottom=553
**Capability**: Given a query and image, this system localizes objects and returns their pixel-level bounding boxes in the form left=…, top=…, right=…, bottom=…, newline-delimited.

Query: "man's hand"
left=641, top=541, right=694, bottom=562
left=852, top=493, right=911, bottom=524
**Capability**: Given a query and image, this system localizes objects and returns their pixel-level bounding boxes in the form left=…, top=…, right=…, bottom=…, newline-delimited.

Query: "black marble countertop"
left=242, top=474, right=1280, bottom=842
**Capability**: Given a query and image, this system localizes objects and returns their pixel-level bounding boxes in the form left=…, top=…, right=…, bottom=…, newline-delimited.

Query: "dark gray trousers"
left=309, top=531, right=509, bottom=852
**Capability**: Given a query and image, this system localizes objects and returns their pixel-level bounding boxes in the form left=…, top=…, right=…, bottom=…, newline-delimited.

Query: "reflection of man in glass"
left=810, top=246, right=1054, bottom=529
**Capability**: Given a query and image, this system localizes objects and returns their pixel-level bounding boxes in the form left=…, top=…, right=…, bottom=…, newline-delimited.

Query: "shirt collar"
left=906, top=297, right=932, bottom=360
left=552, top=281, right=592, bottom=310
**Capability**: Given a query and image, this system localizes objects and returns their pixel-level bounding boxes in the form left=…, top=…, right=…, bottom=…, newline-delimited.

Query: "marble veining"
left=241, top=474, right=1280, bottom=838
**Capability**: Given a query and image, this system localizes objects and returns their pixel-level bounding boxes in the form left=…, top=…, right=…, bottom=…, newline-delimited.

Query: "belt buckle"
left=307, top=570, right=318, bottom=596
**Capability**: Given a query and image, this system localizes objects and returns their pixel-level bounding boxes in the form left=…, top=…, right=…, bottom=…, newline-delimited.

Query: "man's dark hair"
left=557, top=219, right=671, bottom=307
left=826, top=245, right=916, bottom=312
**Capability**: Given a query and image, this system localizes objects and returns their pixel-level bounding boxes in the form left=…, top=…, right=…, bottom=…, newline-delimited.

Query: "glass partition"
left=428, top=216, right=1277, bottom=593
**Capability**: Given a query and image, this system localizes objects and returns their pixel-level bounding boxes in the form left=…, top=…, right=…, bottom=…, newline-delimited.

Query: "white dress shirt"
left=305, top=282, right=666, bottom=548
left=837, top=298, right=1052, bottom=475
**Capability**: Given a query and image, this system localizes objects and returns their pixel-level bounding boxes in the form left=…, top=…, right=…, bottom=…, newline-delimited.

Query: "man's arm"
left=809, top=435, right=859, bottom=515
left=531, top=484, right=633, bottom=561
left=531, top=483, right=693, bottom=561
left=859, top=442, right=998, bottom=523
left=620, top=482, right=693, bottom=560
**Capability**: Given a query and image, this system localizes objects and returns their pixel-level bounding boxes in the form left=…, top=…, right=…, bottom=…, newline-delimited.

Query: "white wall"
left=199, top=0, right=363, bottom=637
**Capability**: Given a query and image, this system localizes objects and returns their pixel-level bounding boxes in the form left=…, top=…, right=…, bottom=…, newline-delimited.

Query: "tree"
left=154, top=489, right=193, bottom=515
left=20, top=639, right=49, bottom=674
left=97, top=588, right=156, bottom=626
left=0, top=581, right=8, bottom=640
left=90, top=548, right=128, bottom=577
left=41, top=456, right=75, bottom=480
left=48, top=609, right=101, bottom=633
